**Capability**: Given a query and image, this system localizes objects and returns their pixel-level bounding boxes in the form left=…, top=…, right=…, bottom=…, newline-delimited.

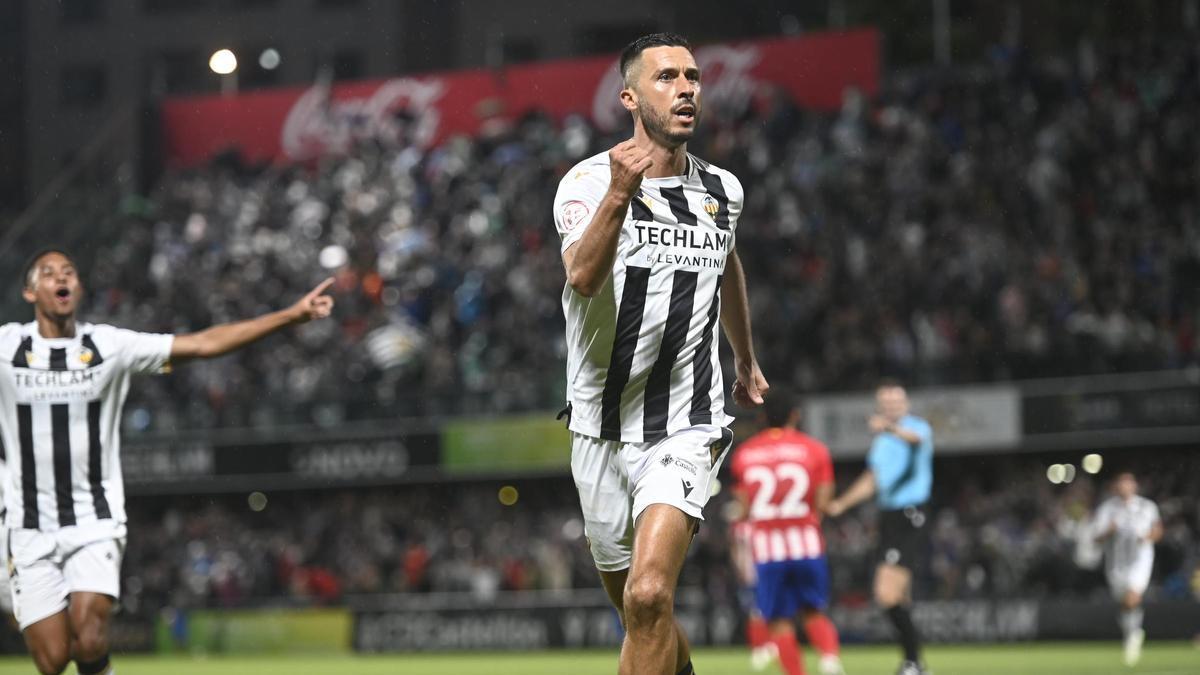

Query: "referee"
left=826, top=379, right=933, bottom=675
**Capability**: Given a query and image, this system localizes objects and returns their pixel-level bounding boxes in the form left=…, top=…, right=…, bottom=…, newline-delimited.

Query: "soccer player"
left=1, top=249, right=334, bottom=675
left=1093, top=471, right=1161, bottom=667
left=729, top=391, right=844, bottom=675
left=553, top=32, right=768, bottom=675
left=826, top=380, right=933, bottom=675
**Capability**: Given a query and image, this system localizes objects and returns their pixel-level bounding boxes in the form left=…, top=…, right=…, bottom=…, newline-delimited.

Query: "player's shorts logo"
left=682, top=479, right=694, bottom=499
left=660, top=453, right=674, bottom=467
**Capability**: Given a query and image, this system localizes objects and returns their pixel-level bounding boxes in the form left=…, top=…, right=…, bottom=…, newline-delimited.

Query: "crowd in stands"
left=44, top=35, right=1198, bottom=433
left=116, top=451, right=1200, bottom=618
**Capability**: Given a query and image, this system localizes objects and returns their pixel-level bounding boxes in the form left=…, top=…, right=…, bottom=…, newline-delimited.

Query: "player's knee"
left=71, top=617, right=110, bottom=661
left=624, top=576, right=673, bottom=629
left=31, top=644, right=70, bottom=675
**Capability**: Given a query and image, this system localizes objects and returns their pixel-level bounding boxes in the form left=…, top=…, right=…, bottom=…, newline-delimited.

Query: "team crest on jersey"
left=79, top=348, right=94, bottom=364
left=702, top=194, right=720, bottom=217
left=638, top=192, right=654, bottom=211
left=24, top=350, right=35, bottom=365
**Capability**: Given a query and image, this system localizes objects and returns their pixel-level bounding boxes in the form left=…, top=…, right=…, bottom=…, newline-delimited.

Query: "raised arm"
left=171, top=278, right=335, bottom=361
left=720, top=250, right=767, bottom=407
left=562, top=141, right=651, bottom=297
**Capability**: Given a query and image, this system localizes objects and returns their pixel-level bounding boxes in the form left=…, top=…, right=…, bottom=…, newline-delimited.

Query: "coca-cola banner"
left=161, top=29, right=879, bottom=166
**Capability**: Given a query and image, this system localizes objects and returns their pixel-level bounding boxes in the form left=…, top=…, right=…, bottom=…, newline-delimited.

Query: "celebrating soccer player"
left=1093, top=471, right=1161, bottom=667
left=0, top=249, right=334, bottom=675
left=553, top=33, right=767, bottom=675
left=729, top=390, right=844, bottom=675
left=826, top=380, right=933, bottom=675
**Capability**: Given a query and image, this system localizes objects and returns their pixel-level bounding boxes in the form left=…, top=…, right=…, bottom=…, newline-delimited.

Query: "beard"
left=637, top=100, right=698, bottom=147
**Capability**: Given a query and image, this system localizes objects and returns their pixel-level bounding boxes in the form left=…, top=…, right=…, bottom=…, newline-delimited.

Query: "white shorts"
left=1107, top=554, right=1154, bottom=600
left=8, top=519, right=127, bottom=631
left=0, top=526, right=12, bottom=614
left=571, top=424, right=733, bottom=572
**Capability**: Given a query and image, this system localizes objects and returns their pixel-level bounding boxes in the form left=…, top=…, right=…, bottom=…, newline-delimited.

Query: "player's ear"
left=620, top=85, right=638, bottom=113
left=21, top=284, right=35, bottom=304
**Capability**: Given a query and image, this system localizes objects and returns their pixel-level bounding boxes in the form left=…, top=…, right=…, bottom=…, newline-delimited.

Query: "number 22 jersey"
left=730, top=427, right=834, bottom=564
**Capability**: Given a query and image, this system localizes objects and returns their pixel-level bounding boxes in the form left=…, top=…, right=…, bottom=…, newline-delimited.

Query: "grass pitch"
left=0, top=642, right=1195, bottom=674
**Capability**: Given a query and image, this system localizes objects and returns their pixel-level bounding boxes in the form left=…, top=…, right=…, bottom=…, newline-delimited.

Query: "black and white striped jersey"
left=0, top=322, right=173, bottom=531
left=554, top=151, right=744, bottom=444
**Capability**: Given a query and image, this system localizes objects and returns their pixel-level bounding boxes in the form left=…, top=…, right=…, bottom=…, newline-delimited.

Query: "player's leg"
left=875, top=563, right=923, bottom=670
left=619, top=504, right=695, bottom=675
left=10, top=530, right=73, bottom=674
left=599, top=568, right=692, bottom=671
left=63, top=533, right=124, bottom=674
left=798, top=558, right=842, bottom=675
left=22, top=612, right=73, bottom=675
left=68, top=592, right=115, bottom=674
left=755, top=561, right=803, bottom=675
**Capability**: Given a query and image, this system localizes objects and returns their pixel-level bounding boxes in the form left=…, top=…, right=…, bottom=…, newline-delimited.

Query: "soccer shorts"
left=877, top=505, right=928, bottom=569
left=8, top=519, right=127, bottom=630
left=1107, top=553, right=1154, bottom=600
left=0, top=525, right=11, bottom=615
left=754, top=556, right=831, bottom=620
left=571, top=424, right=733, bottom=572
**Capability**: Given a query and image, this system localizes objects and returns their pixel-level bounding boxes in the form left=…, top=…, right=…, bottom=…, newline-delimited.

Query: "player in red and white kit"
left=729, top=390, right=844, bottom=675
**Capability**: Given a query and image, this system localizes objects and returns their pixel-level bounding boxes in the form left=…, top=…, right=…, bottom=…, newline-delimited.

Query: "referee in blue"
left=826, top=379, right=934, bottom=675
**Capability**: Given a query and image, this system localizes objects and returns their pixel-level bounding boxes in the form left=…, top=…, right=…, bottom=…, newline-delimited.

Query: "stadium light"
left=1046, top=464, right=1065, bottom=484
left=259, top=48, right=281, bottom=71
left=209, top=49, right=238, bottom=75
left=1082, top=453, right=1103, bottom=474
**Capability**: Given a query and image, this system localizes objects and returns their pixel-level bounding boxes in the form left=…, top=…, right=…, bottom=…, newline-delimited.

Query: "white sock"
left=1120, top=608, right=1143, bottom=637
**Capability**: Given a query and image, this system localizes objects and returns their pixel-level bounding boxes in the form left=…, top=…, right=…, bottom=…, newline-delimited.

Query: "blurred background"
left=1, top=0, right=1199, bottom=661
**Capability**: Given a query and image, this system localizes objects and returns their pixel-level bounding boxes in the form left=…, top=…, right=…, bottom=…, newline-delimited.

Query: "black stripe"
left=17, top=404, right=38, bottom=529
left=51, top=403, right=76, bottom=527
left=11, top=336, right=31, bottom=367
left=660, top=185, right=698, bottom=226
left=49, top=347, right=68, bottom=371
left=642, top=270, right=699, bottom=441
left=689, top=275, right=723, bottom=425
left=81, top=334, right=105, bottom=367
left=887, top=429, right=923, bottom=503
left=698, top=170, right=731, bottom=231
left=87, top=400, right=110, bottom=520
left=600, top=266, right=651, bottom=441
left=630, top=190, right=654, bottom=222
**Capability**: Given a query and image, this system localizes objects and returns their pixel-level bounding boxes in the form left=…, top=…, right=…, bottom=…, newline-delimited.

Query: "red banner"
left=161, top=29, right=879, bottom=167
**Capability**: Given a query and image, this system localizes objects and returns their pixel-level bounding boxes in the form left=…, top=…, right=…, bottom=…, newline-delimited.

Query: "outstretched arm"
left=826, top=469, right=877, bottom=517
left=720, top=250, right=767, bottom=407
left=171, top=278, right=335, bottom=361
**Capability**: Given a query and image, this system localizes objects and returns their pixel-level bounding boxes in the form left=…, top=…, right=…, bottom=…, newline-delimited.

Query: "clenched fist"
left=607, top=140, right=654, bottom=201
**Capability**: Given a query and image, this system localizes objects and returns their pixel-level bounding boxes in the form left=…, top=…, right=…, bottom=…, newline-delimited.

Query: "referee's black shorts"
left=876, top=505, right=929, bottom=569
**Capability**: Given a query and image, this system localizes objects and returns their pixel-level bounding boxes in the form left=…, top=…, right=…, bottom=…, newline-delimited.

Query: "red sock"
left=771, top=629, right=805, bottom=675
left=803, top=614, right=840, bottom=657
left=747, top=615, right=770, bottom=649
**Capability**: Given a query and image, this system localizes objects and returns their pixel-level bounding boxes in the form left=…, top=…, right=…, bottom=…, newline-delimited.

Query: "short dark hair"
left=876, top=377, right=905, bottom=391
left=761, top=387, right=799, bottom=428
left=22, top=247, right=78, bottom=289
left=619, top=32, right=692, bottom=85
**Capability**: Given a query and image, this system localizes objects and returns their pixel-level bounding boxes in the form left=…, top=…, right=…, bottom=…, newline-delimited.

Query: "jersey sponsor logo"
left=560, top=200, right=591, bottom=232
left=12, top=366, right=105, bottom=403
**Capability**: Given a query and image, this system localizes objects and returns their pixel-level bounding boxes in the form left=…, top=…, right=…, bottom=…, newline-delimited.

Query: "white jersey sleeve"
left=106, top=327, right=175, bottom=374
left=553, top=159, right=612, bottom=254
left=1092, top=498, right=1114, bottom=535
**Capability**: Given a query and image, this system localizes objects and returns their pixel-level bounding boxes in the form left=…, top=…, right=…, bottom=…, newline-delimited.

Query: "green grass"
left=0, top=643, right=1196, bottom=674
